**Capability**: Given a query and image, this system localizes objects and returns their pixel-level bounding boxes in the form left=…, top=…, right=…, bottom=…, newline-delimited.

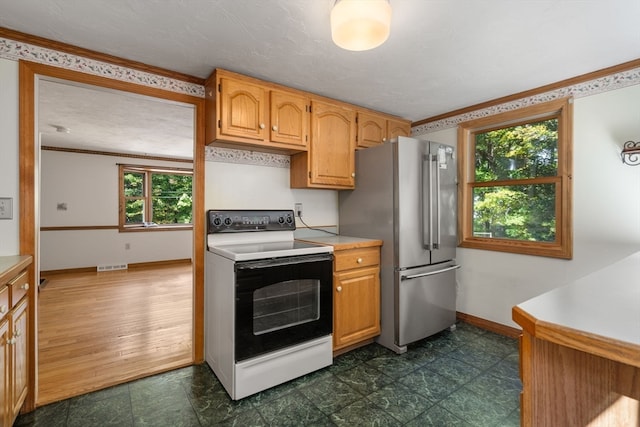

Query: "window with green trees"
left=119, top=164, right=193, bottom=231
left=458, top=98, right=573, bottom=259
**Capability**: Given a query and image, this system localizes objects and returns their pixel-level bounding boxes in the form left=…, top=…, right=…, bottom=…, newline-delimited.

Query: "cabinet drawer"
left=8, top=271, right=29, bottom=307
left=334, top=247, right=379, bottom=272
left=0, top=286, right=8, bottom=318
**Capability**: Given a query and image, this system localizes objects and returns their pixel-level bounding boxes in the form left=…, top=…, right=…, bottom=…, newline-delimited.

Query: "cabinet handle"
left=14, top=329, right=21, bottom=338
left=7, top=338, right=14, bottom=345
left=22, top=283, right=29, bottom=290
left=272, top=125, right=278, bottom=131
left=259, top=123, right=266, bottom=129
left=336, top=286, right=342, bottom=292
left=383, top=137, right=387, bottom=142
left=357, top=258, right=363, bottom=264
left=0, top=305, right=6, bottom=314
left=351, top=172, right=356, bottom=178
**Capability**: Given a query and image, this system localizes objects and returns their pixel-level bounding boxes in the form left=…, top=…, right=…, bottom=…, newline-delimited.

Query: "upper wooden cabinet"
left=205, top=69, right=412, bottom=189
left=387, top=118, right=412, bottom=140
left=357, top=112, right=411, bottom=149
left=218, top=77, right=267, bottom=141
left=270, top=90, right=309, bottom=148
left=205, top=69, right=310, bottom=153
left=291, top=100, right=356, bottom=189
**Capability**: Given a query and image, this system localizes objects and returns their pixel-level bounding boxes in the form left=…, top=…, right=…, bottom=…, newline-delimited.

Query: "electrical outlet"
left=295, top=203, right=303, bottom=217
left=0, top=198, right=13, bottom=220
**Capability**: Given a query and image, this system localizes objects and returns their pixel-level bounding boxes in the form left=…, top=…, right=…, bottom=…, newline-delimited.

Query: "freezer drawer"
left=396, top=263, right=459, bottom=347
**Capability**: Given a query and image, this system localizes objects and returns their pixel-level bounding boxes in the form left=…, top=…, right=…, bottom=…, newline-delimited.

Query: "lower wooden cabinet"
left=332, top=246, right=381, bottom=352
left=9, top=297, right=28, bottom=424
left=0, top=317, right=9, bottom=427
left=0, top=261, right=30, bottom=427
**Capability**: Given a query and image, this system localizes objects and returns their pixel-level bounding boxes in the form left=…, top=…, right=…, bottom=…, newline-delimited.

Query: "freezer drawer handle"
left=401, top=264, right=460, bottom=280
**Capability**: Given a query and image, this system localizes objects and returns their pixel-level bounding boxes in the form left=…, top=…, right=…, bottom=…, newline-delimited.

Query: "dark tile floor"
left=15, top=322, right=521, bottom=426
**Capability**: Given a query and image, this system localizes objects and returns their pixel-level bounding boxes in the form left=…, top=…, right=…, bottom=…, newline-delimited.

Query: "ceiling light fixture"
left=331, top=0, right=392, bottom=51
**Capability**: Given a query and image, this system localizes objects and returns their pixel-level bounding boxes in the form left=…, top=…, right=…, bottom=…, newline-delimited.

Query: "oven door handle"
left=235, top=253, right=333, bottom=270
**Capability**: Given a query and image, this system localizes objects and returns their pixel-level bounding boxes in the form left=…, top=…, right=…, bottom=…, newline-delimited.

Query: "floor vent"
left=97, top=264, right=128, bottom=272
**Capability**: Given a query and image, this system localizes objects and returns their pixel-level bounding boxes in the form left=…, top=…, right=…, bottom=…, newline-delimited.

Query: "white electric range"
left=205, top=209, right=334, bottom=400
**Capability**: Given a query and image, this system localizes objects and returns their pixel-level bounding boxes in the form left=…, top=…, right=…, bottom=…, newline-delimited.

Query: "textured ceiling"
left=2, top=0, right=639, bottom=158
left=38, top=79, right=195, bottom=159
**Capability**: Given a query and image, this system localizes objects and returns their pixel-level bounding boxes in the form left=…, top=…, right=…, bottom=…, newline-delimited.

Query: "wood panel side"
left=527, top=335, right=640, bottom=426
left=192, top=94, right=206, bottom=363
left=18, top=61, right=37, bottom=414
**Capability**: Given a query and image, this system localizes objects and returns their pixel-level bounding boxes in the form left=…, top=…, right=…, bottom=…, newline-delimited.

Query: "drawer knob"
left=21, top=283, right=29, bottom=290
left=336, top=286, right=342, bottom=292
left=7, top=338, right=14, bottom=345
left=272, top=125, right=278, bottom=131
left=259, top=123, right=266, bottom=129
left=351, top=172, right=356, bottom=178
left=357, top=258, right=363, bottom=264
left=0, top=305, right=6, bottom=314
left=14, top=329, right=21, bottom=338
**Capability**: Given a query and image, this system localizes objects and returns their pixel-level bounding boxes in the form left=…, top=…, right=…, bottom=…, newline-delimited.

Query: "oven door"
left=234, top=253, right=333, bottom=362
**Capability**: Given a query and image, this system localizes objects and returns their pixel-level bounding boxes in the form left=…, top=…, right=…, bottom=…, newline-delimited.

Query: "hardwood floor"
left=37, top=262, right=193, bottom=405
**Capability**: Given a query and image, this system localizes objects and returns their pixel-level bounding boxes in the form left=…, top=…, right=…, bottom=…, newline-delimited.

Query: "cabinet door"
left=310, top=100, right=356, bottom=188
left=10, top=298, right=27, bottom=420
left=270, top=90, right=309, bottom=148
left=0, top=319, right=8, bottom=427
left=333, top=266, right=381, bottom=350
left=357, top=112, right=387, bottom=148
left=387, top=118, right=411, bottom=140
left=219, top=78, right=267, bottom=140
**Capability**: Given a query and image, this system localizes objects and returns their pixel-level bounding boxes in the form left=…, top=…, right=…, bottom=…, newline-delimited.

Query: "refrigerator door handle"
left=401, top=264, right=460, bottom=280
left=435, top=152, right=441, bottom=249
left=423, top=154, right=434, bottom=250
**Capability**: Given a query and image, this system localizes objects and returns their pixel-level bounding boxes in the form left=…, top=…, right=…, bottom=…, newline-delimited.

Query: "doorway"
left=19, top=61, right=205, bottom=410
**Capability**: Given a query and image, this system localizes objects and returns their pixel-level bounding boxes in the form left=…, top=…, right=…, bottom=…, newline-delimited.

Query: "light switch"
left=0, top=198, right=13, bottom=220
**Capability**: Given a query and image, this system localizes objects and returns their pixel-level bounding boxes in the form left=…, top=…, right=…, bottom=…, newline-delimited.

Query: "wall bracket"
left=621, top=140, right=640, bottom=166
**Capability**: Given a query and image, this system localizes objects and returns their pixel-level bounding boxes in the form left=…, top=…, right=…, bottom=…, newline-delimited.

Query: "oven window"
left=253, top=279, right=320, bottom=335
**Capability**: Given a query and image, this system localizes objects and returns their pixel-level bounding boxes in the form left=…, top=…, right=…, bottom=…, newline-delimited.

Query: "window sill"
left=459, top=238, right=572, bottom=259
left=119, top=225, right=193, bottom=233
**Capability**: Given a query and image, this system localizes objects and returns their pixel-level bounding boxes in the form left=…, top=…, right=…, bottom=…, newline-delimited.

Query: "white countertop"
left=516, top=252, right=640, bottom=346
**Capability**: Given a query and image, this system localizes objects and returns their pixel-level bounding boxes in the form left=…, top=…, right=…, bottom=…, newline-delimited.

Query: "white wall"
left=418, top=86, right=640, bottom=328
left=204, top=160, right=338, bottom=230
left=0, top=58, right=19, bottom=255
left=40, top=150, right=192, bottom=270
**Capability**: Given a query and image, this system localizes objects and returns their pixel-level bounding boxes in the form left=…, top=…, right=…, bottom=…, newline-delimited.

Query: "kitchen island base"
left=519, top=329, right=639, bottom=426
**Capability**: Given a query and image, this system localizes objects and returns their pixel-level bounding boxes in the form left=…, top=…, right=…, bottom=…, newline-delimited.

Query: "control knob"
left=223, top=217, right=232, bottom=226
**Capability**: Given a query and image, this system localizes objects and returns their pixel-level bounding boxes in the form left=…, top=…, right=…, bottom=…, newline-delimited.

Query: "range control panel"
left=207, top=209, right=296, bottom=233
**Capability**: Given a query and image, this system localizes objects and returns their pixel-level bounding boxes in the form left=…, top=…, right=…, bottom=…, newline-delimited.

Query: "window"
left=119, top=164, right=193, bottom=231
left=457, top=98, right=572, bottom=258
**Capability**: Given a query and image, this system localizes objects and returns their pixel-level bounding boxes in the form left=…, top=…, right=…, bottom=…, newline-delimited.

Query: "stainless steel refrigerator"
left=339, top=136, right=459, bottom=354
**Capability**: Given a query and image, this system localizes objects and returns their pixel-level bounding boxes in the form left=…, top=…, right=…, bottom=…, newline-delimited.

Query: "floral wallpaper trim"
left=412, top=66, right=640, bottom=135
left=205, top=146, right=290, bottom=168
left=0, top=37, right=204, bottom=97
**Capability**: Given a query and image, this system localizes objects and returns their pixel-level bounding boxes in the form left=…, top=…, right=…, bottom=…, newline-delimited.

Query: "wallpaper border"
left=412, top=65, right=640, bottom=135
left=2, top=35, right=639, bottom=164
left=0, top=37, right=204, bottom=97
left=204, top=146, right=290, bottom=168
